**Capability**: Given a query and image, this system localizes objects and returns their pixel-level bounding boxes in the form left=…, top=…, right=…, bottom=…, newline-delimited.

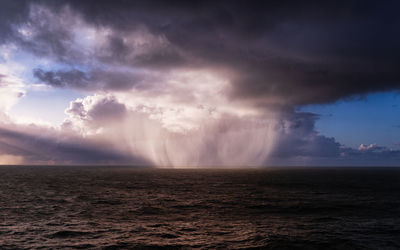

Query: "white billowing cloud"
left=64, top=94, right=127, bottom=135
left=61, top=68, right=280, bottom=167
left=65, top=102, right=278, bottom=167
left=118, top=69, right=229, bottom=132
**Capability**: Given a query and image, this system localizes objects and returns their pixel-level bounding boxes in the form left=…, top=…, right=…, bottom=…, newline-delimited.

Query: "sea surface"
left=0, top=166, right=399, bottom=249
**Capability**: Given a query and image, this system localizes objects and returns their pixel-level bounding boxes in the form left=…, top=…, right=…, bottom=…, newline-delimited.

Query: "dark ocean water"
left=0, top=166, right=399, bottom=249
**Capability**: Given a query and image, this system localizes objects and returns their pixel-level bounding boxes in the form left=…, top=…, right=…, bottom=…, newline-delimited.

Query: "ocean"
left=0, top=166, right=399, bottom=249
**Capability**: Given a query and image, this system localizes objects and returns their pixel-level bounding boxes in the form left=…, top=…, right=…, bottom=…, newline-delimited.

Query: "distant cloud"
left=358, top=143, right=382, bottom=151
left=339, top=144, right=400, bottom=166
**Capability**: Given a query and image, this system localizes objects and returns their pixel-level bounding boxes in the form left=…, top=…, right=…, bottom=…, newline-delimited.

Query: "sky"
left=0, top=0, right=400, bottom=167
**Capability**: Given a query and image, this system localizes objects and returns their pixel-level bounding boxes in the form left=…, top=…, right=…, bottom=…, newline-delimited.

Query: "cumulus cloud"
left=64, top=94, right=127, bottom=133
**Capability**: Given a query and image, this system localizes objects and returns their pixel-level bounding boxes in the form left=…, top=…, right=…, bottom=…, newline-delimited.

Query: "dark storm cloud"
left=0, top=126, right=150, bottom=165
left=0, top=1, right=80, bottom=62
left=339, top=145, right=400, bottom=166
left=10, top=0, right=399, bottom=106
left=0, top=0, right=30, bottom=43
left=99, top=33, right=186, bottom=69
left=33, top=69, right=147, bottom=91
left=33, top=69, right=90, bottom=88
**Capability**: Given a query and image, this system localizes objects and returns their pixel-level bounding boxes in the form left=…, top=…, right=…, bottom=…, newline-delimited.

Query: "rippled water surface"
left=0, top=166, right=399, bottom=249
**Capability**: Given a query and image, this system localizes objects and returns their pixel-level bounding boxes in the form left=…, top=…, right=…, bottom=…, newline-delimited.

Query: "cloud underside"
left=7, top=0, right=399, bottom=106
left=0, top=0, right=400, bottom=166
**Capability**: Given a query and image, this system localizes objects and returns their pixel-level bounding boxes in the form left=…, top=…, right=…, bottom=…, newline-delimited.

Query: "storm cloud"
left=19, top=0, right=400, bottom=107
left=1, top=0, right=399, bottom=166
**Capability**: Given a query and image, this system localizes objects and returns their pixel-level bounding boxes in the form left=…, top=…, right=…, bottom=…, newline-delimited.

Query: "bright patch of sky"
left=1, top=44, right=85, bottom=125
left=10, top=88, right=82, bottom=125
left=300, top=91, right=400, bottom=149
